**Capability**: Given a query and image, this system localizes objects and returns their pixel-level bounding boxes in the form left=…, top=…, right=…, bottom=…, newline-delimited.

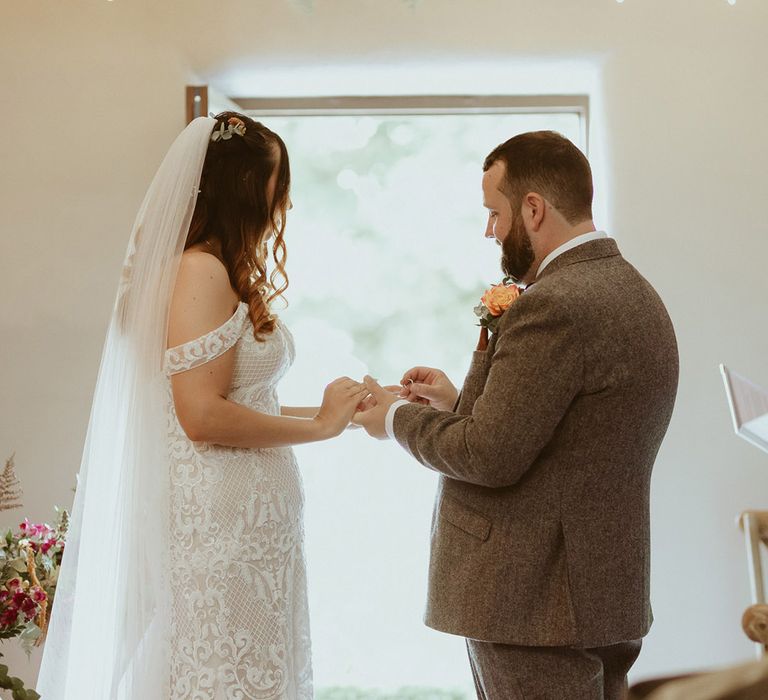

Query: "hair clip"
left=210, top=117, right=247, bottom=142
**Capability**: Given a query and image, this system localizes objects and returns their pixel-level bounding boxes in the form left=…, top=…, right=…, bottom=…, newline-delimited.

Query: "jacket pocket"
left=440, top=496, right=492, bottom=542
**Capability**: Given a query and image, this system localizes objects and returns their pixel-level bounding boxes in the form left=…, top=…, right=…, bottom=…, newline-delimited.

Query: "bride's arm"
left=280, top=405, right=362, bottom=431
left=178, top=395, right=338, bottom=448
left=280, top=384, right=404, bottom=420
left=168, top=253, right=366, bottom=448
left=280, top=406, right=319, bottom=418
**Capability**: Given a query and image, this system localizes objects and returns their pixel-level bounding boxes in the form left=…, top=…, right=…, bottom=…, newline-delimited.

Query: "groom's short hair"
left=484, top=131, right=593, bottom=225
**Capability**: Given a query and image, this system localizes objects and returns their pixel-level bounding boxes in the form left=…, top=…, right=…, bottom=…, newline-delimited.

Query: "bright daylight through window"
left=247, top=103, right=585, bottom=697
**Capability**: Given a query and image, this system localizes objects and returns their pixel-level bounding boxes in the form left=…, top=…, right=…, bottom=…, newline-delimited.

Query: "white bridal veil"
left=37, top=116, right=216, bottom=699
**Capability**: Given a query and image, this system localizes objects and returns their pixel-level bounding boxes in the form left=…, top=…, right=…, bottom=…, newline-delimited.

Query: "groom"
left=355, top=131, right=679, bottom=699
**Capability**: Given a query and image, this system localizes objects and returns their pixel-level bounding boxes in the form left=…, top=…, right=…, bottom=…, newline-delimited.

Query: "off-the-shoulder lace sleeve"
left=164, top=302, right=248, bottom=375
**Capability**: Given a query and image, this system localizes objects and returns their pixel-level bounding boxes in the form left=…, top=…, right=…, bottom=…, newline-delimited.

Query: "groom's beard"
left=501, top=212, right=535, bottom=283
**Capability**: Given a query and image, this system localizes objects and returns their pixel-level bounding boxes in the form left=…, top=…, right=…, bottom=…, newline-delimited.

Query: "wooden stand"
left=625, top=512, right=768, bottom=697
left=738, top=511, right=768, bottom=656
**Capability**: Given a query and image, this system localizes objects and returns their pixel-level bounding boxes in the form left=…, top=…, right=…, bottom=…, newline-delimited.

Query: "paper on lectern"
left=721, top=365, right=768, bottom=454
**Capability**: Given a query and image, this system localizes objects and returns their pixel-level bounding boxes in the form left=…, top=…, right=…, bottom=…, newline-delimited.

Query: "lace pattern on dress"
left=165, top=305, right=312, bottom=699
left=164, top=302, right=249, bottom=375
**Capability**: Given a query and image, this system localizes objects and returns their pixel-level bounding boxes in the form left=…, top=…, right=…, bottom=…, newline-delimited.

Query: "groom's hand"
left=355, top=385, right=401, bottom=413
left=353, top=376, right=397, bottom=439
left=348, top=384, right=400, bottom=430
left=399, top=366, right=459, bottom=412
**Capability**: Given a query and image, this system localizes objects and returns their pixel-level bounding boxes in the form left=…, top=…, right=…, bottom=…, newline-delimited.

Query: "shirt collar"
left=535, top=230, right=609, bottom=279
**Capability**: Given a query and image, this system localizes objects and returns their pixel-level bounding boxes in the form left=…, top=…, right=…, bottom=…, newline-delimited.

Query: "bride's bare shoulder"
left=168, top=250, right=240, bottom=348
left=178, top=248, right=228, bottom=280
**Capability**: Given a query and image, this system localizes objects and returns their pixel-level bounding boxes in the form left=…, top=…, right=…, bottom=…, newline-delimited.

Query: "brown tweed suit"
left=392, top=238, right=678, bottom=697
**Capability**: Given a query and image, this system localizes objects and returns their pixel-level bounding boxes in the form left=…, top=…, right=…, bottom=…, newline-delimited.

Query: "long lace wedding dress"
left=164, top=300, right=312, bottom=699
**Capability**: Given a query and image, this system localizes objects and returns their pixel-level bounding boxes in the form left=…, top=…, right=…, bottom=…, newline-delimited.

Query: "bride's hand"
left=314, top=377, right=370, bottom=439
left=345, top=385, right=400, bottom=430
left=355, top=385, right=401, bottom=412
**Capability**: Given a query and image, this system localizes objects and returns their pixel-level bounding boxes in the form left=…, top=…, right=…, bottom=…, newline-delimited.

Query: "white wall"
left=2, top=0, right=767, bottom=689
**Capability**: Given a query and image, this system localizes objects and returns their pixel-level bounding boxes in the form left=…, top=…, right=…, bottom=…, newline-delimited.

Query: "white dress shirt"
left=384, top=230, right=609, bottom=439
left=535, top=230, right=607, bottom=278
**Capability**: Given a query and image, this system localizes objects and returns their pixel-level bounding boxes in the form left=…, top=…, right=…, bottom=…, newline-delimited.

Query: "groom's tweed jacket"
left=393, top=238, right=679, bottom=648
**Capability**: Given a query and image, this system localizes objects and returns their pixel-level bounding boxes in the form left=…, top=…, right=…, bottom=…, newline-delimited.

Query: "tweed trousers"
left=466, top=638, right=643, bottom=700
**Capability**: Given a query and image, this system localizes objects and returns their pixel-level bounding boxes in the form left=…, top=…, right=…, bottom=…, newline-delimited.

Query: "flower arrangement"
left=473, top=279, right=522, bottom=334
left=0, top=455, right=68, bottom=700
left=0, top=513, right=67, bottom=651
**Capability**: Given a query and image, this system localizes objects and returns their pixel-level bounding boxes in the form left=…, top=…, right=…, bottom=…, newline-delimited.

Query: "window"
left=240, top=95, right=587, bottom=696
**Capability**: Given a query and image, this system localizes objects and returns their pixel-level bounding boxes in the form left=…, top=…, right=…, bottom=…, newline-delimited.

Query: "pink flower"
left=30, top=587, right=46, bottom=603
left=0, top=609, right=18, bottom=627
left=19, top=520, right=52, bottom=538
left=21, top=598, right=37, bottom=620
left=6, top=578, right=22, bottom=592
left=40, top=537, right=59, bottom=554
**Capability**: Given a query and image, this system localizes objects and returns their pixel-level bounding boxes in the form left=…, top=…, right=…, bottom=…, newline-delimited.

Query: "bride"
left=37, top=113, right=369, bottom=699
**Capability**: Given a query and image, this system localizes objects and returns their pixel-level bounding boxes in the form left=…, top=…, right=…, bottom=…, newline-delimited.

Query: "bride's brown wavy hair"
left=186, top=111, right=290, bottom=341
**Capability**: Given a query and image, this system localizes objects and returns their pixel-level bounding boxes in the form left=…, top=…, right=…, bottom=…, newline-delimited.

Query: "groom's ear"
left=523, top=192, right=546, bottom=232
